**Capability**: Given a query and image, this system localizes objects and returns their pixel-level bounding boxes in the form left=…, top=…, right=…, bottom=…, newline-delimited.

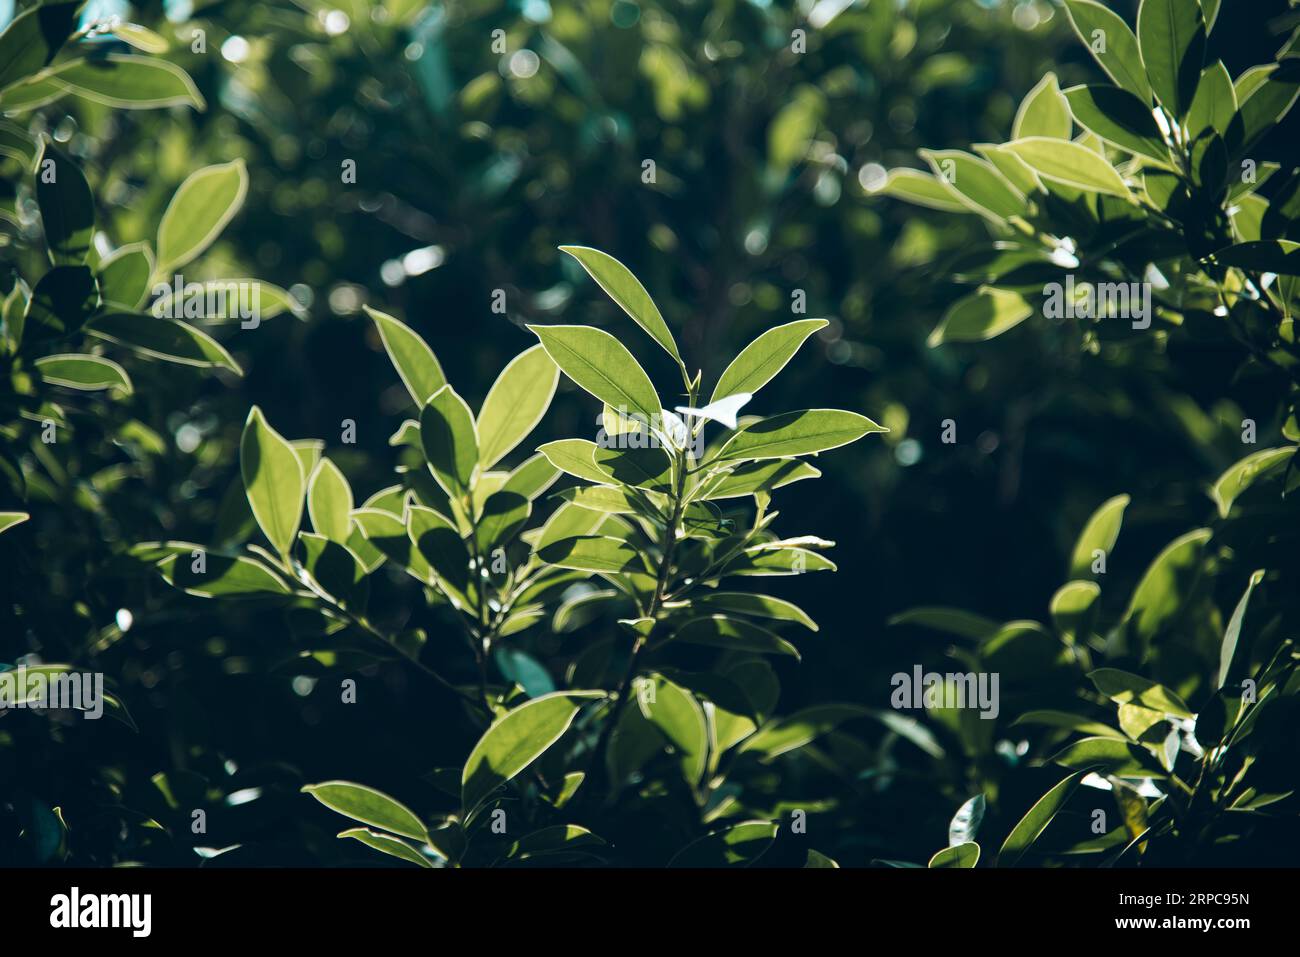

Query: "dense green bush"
left=875, top=0, right=1299, bottom=865
left=2, top=0, right=1296, bottom=868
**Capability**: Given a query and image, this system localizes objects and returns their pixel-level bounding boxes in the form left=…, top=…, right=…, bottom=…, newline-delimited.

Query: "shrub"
left=875, top=0, right=1299, bottom=866
left=143, top=246, right=885, bottom=866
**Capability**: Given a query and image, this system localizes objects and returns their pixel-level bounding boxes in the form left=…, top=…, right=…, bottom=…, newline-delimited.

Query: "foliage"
left=877, top=0, right=1300, bottom=866
left=147, top=247, right=883, bottom=866
left=3, top=0, right=1297, bottom=868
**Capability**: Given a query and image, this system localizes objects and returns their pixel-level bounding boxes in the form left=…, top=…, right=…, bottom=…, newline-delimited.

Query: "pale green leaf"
left=462, top=691, right=600, bottom=815
left=307, top=458, right=353, bottom=544
left=302, top=781, right=428, bottom=842
left=240, top=406, right=305, bottom=558
left=716, top=409, right=886, bottom=461
left=928, top=286, right=1034, bottom=346
left=559, top=245, right=681, bottom=364
left=476, top=344, right=559, bottom=469
left=155, top=160, right=248, bottom=275
left=528, top=324, right=661, bottom=423
left=34, top=354, right=132, bottom=393
left=420, top=385, right=479, bottom=498
left=711, top=319, right=828, bottom=403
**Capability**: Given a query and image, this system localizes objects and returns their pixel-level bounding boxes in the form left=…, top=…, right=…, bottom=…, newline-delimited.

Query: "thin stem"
left=584, top=380, right=698, bottom=791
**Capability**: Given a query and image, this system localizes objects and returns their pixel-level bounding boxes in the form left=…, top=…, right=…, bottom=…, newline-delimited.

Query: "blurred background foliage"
left=2, top=0, right=1297, bottom=865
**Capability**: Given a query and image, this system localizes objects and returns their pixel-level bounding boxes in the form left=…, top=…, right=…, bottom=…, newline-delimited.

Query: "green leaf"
left=1227, top=63, right=1300, bottom=157
left=1210, top=447, right=1295, bottom=517
left=159, top=551, right=291, bottom=598
left=974, top=144, right=1042, bottom=195
left=108, top=23, right=169, bottom=54
left=1050, top=736, right=1167, bottom=777
left=536, top=535, right=643, bottom=574
left=1012, top=711, right=1125, bottom=738
left=290, top=440, right=323, bottom=482
left=0, top=72, right=69, bottom=112
left=690, top=592, right=817, bottom=631
left=1121, top=528, right=1211, bottom=653
left=34, top=354, right=132, bottom=394
left=1063, top=1, right=1153, bottom=101
left=22, top=264, right=97, bottom=348
left=717, top=409, right=885, bottom=461
left=476, top=491, right=531, bottom=552
left=366, top=306, right=446, bottom=406
left=593, top=445, right=672, bottom=491
left=87, top=312, right=241, bottom=373
left=668, top=821, right=778, bottom=867
left=34, top=139, right=93, bottom=265
left=929, top=842, right=980, bottom=868
left=0, top=118, right=35, bottom=166
left=407, top=505, right=472, bottom=609
left=528, top=324, right=661, bottom=424
left=297, top=533, right=368, bottom=608
left=1003, top=138, right=1132, bottom=198
left=710, top=319, right=828, bottom=403
left=559, top=245, right=681, bottom=364
left=699, top=459, right=820, bottom=500
left=998, top=770, right=1091, bottom=866
left=918, top=149, right=1025, bottom=220
left=1049, top=580, right=1101, bottom=643
left=1219, top=570, right=1265, bottom=691
left=307, top=458, right=353, bottom=544
left=1136, top=0, right=1206, bottom=118
left=555, top=485, right=642, bottom=515
left=96, top=242, right=154, bottom=310
left=462, top=692, right=599, bottom=816
left=637, top=674, right=709, bottom=787
left=949, top=794, right=986, bottom=846
left=0, top=512, right=30, bottom=535
left=739, top=704, right=868, bottom=758
left=537, top=439, right=610, bottom=484
left=673, top=615, right=801, bottom=659
left=155, top=160, right=248, bottom=275
left=871, top=169, right=970, bottom=212
left=1186, top=61, right=1237, bottom=136
left=476, top=344, right=558, bottom=469
left=354, top=507, right=426, bottom=578
left=1088, top=668, right=1194, bottom=717
left=1069, top=493, right=1130, bottom=579
left=302, top=781, right=428, bottom=843
left=32, top=54, right=205, bottom=111
left=927, top=287, right=1033, bottom=346
left=723, top=547, right=836, bottom=576
left=420, top=385, right=479, bottom=498
left=553, top=588, right=620, bottom=633
left=533, top=502, right=606, bottom=553
left=1013, top=73, right=1072, bottom=139
left=0, top=2, right=79, bottom=91
left=240, top=406, right=305, bottom=558
left=1063, top=85, right=1170, bottom=162
left=500, top=453, right=560, bottom=501
left=1209, top=239, right=1300, bottom=276
left=887, top=607, right=1000, bottom=641
left=337, top=828, right=433, bottom=868
left=507, top=824, right=604, bottom=861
